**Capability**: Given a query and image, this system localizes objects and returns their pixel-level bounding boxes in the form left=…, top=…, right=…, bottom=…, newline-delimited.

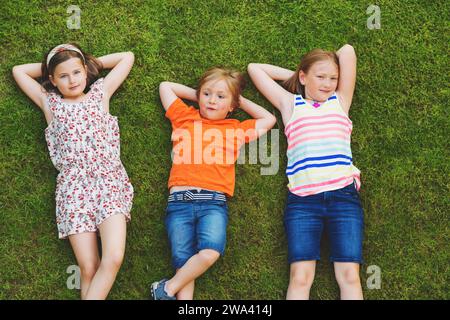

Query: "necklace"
left=306, top=98, right=322, bottom=108
left=312, top=100, right=321, bottom=108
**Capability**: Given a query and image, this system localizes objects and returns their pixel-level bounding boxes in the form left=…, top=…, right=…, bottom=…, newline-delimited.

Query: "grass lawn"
left=0, top=0, right=448, bottom=299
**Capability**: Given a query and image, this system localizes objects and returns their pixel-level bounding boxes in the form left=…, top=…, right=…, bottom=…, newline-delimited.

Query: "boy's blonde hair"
left=283, top=49, right=339, bottom=96
left=196, top=67, right=245, bottom=111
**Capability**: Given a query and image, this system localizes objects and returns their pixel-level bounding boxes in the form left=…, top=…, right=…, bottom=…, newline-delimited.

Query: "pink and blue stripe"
left=285, top=94, right=361, bottom=196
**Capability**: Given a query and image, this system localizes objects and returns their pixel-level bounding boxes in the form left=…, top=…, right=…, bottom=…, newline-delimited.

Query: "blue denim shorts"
left=165, top=190, right=228, bottom=269
left=284, top=182, right=364, bottom=264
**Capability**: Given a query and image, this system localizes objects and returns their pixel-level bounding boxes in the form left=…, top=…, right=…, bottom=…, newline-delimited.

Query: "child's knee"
left=198, top=249, right=220, bottom=266
left=290, top=268, right=315, bottom=288
left=79, top=261, right=99, bottom=280
left=102, top=250, right=125, bottom=270
left=336, top=267, right=361, bottom=286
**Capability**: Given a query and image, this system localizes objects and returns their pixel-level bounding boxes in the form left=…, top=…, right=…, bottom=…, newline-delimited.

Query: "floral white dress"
left=44, top=78, right=133, bottom=239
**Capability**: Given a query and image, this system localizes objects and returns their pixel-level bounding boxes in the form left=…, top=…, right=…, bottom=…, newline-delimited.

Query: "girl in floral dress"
left=12, top=43, right=134, bottom=300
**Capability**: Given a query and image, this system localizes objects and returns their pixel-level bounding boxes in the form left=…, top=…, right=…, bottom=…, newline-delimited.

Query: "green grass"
left=0, top=0, right=448, bottom=299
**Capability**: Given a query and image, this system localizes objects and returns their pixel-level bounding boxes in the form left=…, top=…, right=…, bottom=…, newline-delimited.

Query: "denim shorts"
left=284, top=182, right=364, bottom=264
left=165, top=190, right=228, bottom=269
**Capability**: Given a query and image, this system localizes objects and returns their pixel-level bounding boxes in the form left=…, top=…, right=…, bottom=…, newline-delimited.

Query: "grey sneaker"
left=150, top=279, right=176, bottom=300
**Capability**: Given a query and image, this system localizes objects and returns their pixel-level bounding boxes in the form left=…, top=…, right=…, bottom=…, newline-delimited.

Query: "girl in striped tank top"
left=248, top=44, right=364, bottom=300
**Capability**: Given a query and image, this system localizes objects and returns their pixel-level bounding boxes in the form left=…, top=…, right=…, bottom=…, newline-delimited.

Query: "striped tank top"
left=284, top=93, right=361, bottom=196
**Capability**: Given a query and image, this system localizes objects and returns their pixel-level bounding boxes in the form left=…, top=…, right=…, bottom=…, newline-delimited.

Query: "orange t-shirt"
left=166, top=98, right=257, bottom=197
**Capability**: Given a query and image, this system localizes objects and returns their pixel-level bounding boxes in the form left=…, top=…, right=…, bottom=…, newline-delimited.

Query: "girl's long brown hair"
left=41, top=43, right=103, bottom=94
left=283, top=49, right=339, bottom=96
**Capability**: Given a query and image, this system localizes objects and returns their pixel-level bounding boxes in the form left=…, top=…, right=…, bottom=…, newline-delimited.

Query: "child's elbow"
left=126, top=51, right=135, bottom=61
left=159, top=81, right=171, bottom=94
left=248, top=63, right=262, bottom=79
left=268, top=114, right=277, bottom=129
left=121, top=51, right=134, bottom=64
left=343, top=44, right=354, bottom=50
left=12, top=65, right=22, bottom=79
left=247, top=63, right=257, bottom=73
left=343, top=44, right=356, bottom=56
left=159, top=81, right=169, bottom=89
left=12, top=65, right=20, bottom=75
left=270, top=114, right=277, bottom=127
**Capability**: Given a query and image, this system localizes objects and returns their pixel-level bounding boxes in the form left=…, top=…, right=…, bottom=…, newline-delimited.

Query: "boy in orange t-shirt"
left=150, top=67, right=276, bottom=300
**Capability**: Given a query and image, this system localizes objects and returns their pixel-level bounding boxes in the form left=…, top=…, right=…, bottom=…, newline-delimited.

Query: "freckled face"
left=299, top=60, right=339, bottom=102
